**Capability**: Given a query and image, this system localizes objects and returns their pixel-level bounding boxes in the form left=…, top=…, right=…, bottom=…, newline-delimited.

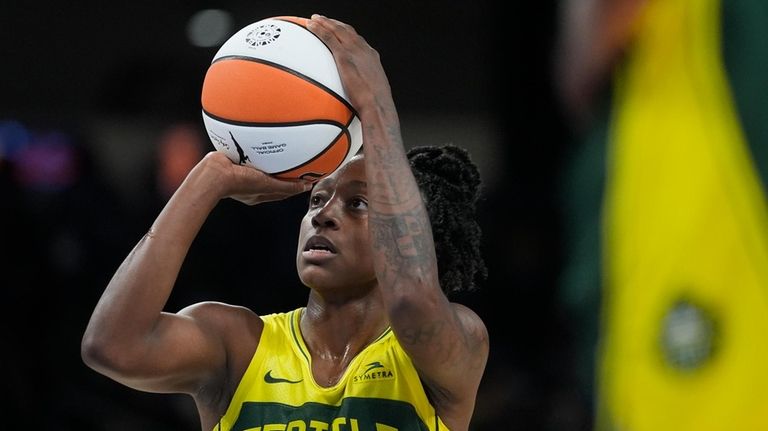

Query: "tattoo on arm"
left=399, top=318, right=477, bottom=367
left=369, top=205, right=437, bottom=285
left=365, top=123, right=420, bottom=207
left=400, top=319, right=446, bottom=346
left=400, top=314, right=488, bottom=370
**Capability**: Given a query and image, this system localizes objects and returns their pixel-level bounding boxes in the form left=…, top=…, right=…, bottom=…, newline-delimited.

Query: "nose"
left=311, top=199, right=340, bottom=229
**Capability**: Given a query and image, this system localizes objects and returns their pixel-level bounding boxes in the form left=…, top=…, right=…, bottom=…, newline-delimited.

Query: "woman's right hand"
left=194, top=151, right=312, bottom=205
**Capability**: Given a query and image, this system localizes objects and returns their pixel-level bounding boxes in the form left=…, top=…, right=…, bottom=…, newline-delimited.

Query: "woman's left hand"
left=307, top=15, right=395, bottom=117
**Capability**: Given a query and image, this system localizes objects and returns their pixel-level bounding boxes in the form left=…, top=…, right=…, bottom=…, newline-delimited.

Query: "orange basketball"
left=201, top=16, right=362, bottom=182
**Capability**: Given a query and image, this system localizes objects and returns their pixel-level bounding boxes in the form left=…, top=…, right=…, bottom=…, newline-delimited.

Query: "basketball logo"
left=245, top=24, right=281, bottom=47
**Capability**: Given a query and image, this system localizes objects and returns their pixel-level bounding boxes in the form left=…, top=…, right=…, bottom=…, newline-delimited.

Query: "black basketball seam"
left=202, top=111, right=353, bottom=176
left=210, top=55, right=358, bottom=119
left=272, top=17, right=358, bottom=118
left=202, top=110, right=346, bottom=129
left=271, top=127, right=352, bottom=176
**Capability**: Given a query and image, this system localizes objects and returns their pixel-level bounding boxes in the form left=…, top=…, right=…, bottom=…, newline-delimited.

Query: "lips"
left=303, top=235, right=337, bottom=254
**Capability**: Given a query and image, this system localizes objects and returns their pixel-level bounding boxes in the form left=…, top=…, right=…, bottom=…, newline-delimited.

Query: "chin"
left=298, top=265, right=332, bottom=289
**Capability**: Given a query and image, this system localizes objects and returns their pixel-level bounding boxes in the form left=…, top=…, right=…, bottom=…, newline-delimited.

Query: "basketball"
left=200, top=16, right=362, bottom=182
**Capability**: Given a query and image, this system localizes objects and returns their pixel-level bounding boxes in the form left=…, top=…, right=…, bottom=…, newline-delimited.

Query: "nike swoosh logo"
left=264, top=370, right=303, bottom=384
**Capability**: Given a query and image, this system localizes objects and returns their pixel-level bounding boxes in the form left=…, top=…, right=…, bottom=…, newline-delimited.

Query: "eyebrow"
left=347, top=180, right=367, bottom=189
left=312, top=179, right=367, bottom=194
left=312, top=175, right=338, bottom=192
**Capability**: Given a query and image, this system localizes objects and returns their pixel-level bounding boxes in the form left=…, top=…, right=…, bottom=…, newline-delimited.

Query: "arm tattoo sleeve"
left=369, top=205, right=437, bottom=286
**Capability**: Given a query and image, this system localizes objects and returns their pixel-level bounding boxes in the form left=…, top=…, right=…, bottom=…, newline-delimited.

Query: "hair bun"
left=407, top=144, right=487, bottom=294
left=407, top=144, right=481, bottom=204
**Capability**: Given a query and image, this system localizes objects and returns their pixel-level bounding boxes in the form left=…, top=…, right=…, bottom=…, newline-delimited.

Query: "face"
left=296, top=156, right=376, bottom=293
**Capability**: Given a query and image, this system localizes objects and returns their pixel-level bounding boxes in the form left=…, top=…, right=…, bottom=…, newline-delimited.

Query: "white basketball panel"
left=214, top=18, right=348, bottom=102
left=343, top=115, right=363, bottom=166
left=202, top=112, right=343, bottom=173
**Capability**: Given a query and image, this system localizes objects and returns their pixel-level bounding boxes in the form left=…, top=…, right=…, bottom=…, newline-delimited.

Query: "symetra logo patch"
left=353, top=361, right=394, bottom=384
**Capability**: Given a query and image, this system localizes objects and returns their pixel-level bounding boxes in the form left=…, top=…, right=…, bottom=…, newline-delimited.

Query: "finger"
left=311, top=15, right=362, bottom=45
left=234, top=191, right=303, bottom=206
left=259, top=192, right=304, bottom=203
left=231, top=162, right=270, bottom=182
left=261, top=175, right=314, bottom=195
left=307, top=15, right=342, bottom=50
left=232, top=164, right=311, bottom=193
left=324, top=17, right=357, bottom=35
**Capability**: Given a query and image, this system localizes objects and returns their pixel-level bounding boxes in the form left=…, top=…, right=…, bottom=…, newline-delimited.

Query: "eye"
left=309, top=194, right=326, bottom=208
left=349, top=197, right=368, bottom=210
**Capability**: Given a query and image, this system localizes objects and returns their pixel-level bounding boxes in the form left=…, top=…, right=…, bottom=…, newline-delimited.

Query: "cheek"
left=296, top=216, right=312, bottom=250
left=351, top=229, right=374, bottom=264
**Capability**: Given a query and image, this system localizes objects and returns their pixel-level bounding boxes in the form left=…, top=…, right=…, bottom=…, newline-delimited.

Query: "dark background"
left=0, top=1, right=586, bottom=429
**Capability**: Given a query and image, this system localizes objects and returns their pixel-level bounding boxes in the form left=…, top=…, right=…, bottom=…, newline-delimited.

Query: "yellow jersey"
left=597, top=0, right=768, bottom=428
left=215, top=308, right=449, bottom=431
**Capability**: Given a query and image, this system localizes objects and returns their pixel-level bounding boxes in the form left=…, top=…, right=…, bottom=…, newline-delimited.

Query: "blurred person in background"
left=555, top=0, right=768, bottom=429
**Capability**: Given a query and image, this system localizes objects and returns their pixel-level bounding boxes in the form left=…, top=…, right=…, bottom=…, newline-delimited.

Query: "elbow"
left=385, top=279, right=446, bottom=317
left=80, top=329, right=134, bottom=375
left=80, top=330, right=110, bottom=371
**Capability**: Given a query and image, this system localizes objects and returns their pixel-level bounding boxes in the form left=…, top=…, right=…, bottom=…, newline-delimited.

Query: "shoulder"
left=179, top=301, right=262, bottom=328
left=422, top=303, right=489, bottom=429
left=178, top=301, right=265, bottom=352
left=451, top=303, right=488, bottom=344
left=180, top=302, right=265, bottom=414
left=450, top=302, right=489, bottom=375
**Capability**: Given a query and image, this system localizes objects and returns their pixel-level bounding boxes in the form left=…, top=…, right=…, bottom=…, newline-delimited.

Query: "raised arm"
left=81, top=152, right=309, bottom=396
left=307, top=15, right=488, bottom=428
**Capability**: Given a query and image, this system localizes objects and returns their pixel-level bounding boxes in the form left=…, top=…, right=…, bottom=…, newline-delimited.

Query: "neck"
left=301, top=287, right=389, bottom=364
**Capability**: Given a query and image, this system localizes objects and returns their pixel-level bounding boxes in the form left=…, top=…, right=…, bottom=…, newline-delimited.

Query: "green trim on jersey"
left=216, top=308, right=447, bottom=431
left=722, top=0, right=768, bottom=188
left=231, top=398, right=431, bottom=431
left=289, top=309, right=310, bottom=364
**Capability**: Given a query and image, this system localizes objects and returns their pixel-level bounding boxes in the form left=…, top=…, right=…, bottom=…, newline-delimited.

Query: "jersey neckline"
left=289, top=307, right=393, bottom=391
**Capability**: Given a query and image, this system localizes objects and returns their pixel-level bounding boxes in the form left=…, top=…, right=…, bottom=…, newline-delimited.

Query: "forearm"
left=83, top=166, right=221, bottom=350
left=82, top=152, right=306, bottom=388
left=361, top=103, right=441, bottom=303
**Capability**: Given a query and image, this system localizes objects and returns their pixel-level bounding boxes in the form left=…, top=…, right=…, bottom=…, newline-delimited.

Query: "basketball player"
left=82, top=15, right=488, bottom=431
left=555, top=0, right=768, bottom=428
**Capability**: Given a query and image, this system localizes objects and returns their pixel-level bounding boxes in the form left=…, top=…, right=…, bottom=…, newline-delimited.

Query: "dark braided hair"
left=407, top=144, right=487, bottom=295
